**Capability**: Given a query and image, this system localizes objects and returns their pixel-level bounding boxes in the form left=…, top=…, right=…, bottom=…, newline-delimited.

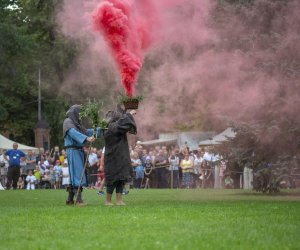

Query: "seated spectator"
left=41, top=170, right=51, bottom=189
left=26, top=170, right=36, bottom=190
left=224, top=175, right=234, bottom=189
left=17, top=177, right=24, bottom=189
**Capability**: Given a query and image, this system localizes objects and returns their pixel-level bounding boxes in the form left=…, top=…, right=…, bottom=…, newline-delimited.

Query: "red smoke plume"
left=92, top=0, right=151, bottom=97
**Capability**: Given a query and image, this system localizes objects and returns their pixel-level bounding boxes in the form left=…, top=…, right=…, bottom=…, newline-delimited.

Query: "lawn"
left=0, top=189, right=299, bottom=250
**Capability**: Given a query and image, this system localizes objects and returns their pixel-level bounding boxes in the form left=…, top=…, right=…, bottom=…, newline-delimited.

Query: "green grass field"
left=0, top=189, right=299, bottom=250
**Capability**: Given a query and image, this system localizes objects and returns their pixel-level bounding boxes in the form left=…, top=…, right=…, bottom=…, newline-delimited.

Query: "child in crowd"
left=61, top=162, right=70, bottom=188
left=41, top=169, right=51, bottom=189
left=49, top=166, right=56, bottom=189
left=34, top=166, right=41, bottom=188
left=54, top=160, right=62, bottom=189
left=26, top=170, right=36, bottom=190
left=17, top=177, right=24, bottom=189
left=143, top=157, right=153, bottom=189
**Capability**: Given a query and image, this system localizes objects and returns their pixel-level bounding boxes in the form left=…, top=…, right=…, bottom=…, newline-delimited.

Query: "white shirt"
left=26, top=175, right=36, bottom=190
left=0, top=154, right=9, bottom=168
left=88, top=153, right=98, bottom=166
left=203, top=152, right=214, bottom=162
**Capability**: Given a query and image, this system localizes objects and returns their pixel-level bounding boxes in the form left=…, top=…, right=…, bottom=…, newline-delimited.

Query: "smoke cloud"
left=57, top=0, right=300, bottom=141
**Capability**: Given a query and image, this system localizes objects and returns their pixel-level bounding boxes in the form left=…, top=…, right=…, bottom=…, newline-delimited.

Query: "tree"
left=0, top=0, right=77, bottom=147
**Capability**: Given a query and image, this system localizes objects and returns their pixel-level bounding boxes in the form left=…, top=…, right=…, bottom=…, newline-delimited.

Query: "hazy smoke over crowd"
left=57, top=0, right=300, bottom=140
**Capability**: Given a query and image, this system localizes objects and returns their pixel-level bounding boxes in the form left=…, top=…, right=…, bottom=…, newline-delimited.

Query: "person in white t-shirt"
left=26, top=170, right=36, bottom=190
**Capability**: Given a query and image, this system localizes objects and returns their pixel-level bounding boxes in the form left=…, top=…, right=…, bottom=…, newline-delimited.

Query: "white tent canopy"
left=198, top=128, right=236, bottom=146
left=0, top=134, right=39, bottom=153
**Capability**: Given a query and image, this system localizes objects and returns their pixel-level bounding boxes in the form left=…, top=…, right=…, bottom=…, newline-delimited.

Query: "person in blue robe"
left=63, top=105, right=100, bottom=205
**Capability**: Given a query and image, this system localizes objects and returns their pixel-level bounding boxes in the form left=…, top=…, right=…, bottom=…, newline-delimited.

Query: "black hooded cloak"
left=104, top=111, right=137, bottom=185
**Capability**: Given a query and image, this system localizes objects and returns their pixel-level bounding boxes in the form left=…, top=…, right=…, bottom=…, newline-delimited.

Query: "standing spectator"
left=219, top=160, right=227, bottom=188
left=43, top=151, right=51, bottom=167
left=26, top=170, right=36, bottom=190
left=61, top=162, right=70, bottom=189
left=34, top=165, right=41, bottom=189
left=154, top=150, right=169, bottom=188
left=20, top=157, right=27, bottom=189
left=59, top=149, right=66, bottom=167
left=36, top=147, right=45, bottom=164
left=38, top=160, right=46, bottom=176
left=243, top=165, right=253, bottom=190
left=193, top=151, right=203, bottom=188
left=4, top=143, right=26, bottom=190
left=54, top=160, right=62, bottom=189
left=201, top=160, right=213, bottom=188
left=26, top=150, right=36, bottom=175
left=0, top=149, right=9, bottom=187
left=51, top=146, right=60, bottom=164
left=180, top=153, right=194, bottom=188
left=140, top=149, right=148, bottom=169
left=49, top=165, right=56, bottom=189
left=169, top=150, right=180, bottom=188
left=143, top=157, right=153, bottom=189
left=131, top=152, right=143, bottom=188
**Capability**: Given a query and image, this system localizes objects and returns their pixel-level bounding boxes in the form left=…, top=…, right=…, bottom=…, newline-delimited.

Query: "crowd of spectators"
left=0, top=146, right=71, bottom=190
left=128, top=142, right=233, bottom=189
left=0, top=142, right=235, bottom=191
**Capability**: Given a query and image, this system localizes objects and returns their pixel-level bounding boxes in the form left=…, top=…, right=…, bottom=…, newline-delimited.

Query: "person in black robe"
left=103, top=106, right=137, bottom=206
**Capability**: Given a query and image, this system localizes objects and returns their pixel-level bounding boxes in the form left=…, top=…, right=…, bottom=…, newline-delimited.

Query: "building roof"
left=198, top=128, right=236, bottom=146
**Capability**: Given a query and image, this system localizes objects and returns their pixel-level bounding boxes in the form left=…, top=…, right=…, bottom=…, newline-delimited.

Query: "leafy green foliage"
left=117, top=93, right=144, bottom=103
left=79, top=99, right=105, bottom=129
